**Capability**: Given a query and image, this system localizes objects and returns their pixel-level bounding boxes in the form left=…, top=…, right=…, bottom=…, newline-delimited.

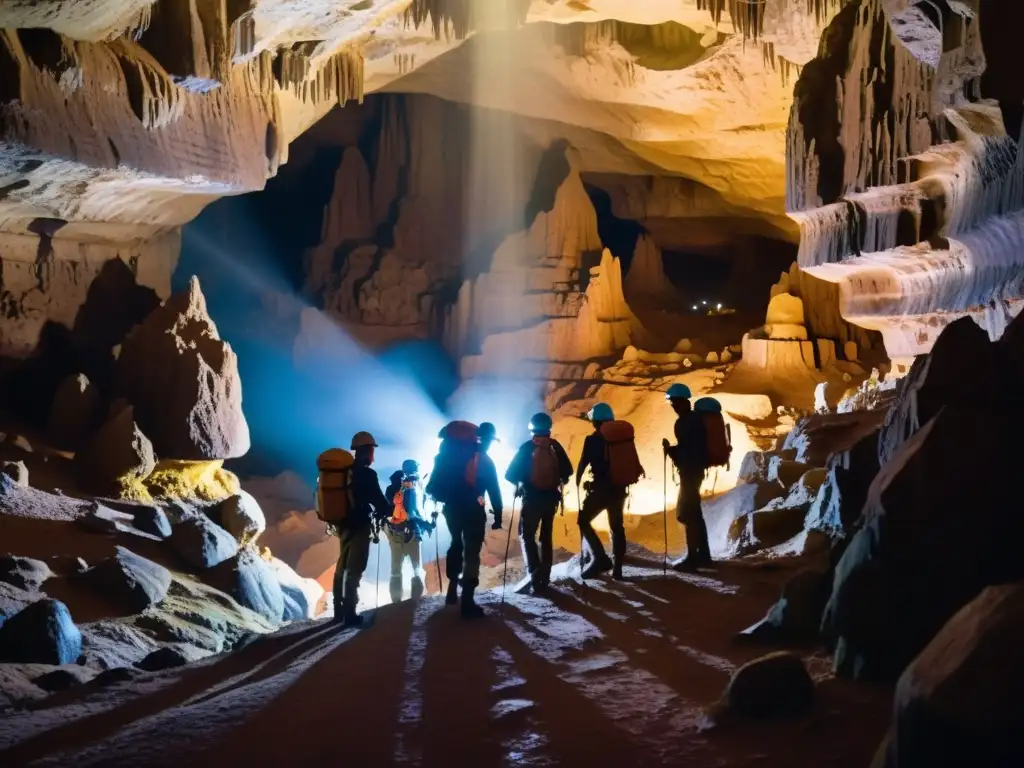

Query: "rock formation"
left=115, top=277, right=250, bottom=461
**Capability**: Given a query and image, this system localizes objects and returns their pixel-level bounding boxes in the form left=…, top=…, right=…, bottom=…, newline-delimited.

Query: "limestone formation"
left=115, top=278, right=250, bottom=461
left=0, top=556, right=52, bottom=592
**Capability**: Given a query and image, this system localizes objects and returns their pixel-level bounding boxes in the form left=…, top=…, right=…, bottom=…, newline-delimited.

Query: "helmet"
left=350, top=431, right=378, bottom=450
left=666, top=383, right=692, bottom=401
left=401, top=459, right=420, bottom=475
left=588, top=403, right=614, bottom=422
left=529, top=412, right=553, bottom=433
left=478, top=422, right=499, bottom=441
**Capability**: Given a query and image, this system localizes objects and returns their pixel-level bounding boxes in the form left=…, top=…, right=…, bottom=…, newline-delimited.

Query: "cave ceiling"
left=0, top=0, right=860, bottom=245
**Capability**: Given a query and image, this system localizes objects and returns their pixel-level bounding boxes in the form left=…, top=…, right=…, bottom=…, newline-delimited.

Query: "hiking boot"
left=460, top=587, right=485, bottom=619
left=581, top=557, right=613, bottom=579
left=445, top=581, right=459, bottom=605
left=612, top=565, right=625, bottom=581
left=671, top=558, right=699, bottom=573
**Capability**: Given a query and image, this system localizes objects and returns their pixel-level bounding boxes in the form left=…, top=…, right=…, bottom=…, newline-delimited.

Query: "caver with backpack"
left=382, top=460, right=435, bottom=604
left=575, top=402, right=645, bottom=580
left=505, top=412, right=574, bottom=593
left=426, top=421, right=503, bottom=618
left=315, top=431, right=393, bottom=627
left=662, top=384, right=732, bottom=572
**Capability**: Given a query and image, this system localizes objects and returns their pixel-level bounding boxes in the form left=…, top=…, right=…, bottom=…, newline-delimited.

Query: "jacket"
left=349, top=460, right=392, bottom=527
left=576, top=432, right=612, bottom=488
left=670, top=412, right=708, bottom=474
left=506, top=437, right=574, bottom=502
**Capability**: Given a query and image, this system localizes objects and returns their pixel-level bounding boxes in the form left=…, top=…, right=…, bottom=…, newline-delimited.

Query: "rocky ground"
left=0, top=557, right=892, bottom=768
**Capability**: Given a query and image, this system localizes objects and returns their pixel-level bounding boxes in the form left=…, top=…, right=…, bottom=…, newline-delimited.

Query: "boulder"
left=34, top=668, right=87, bottom=692
left=0, top=555, right=52, bottom=591
left=216, top=490, right=266, bottom=546
left=766, top=457, right=813, bottom=488
left=169, top=512, right=239, bottom=569
left=135, top=645, right=192, bottom=672
left=48, top=373, right=101, bottom=448
left=877, top=317, right=999, bottom=466
left=76, top=405, right=156, bottom=493
left=82, top=546, right=171, bottom=613
left=281, top=584, right=308, bottom=622
left=78, top=502, right=136, bottom=535
left=739, top=568, right=831, bottom=644
left=723, top=651, right=814, bottom=718
left=1, top=460, right=28, bottom=487
left=208, top=548, right=284, bottom=623
left=92, top=667, right=139, bottom=687
left=805, top=426, right=881, bottom=535
left=133, top=506, right=172, bottom=538
left=114, top=277, right=250, bottom=460
left=728, top=501, right=808, bottom=554
left=881, top=584, right=1024, bottom=768
left=0, top=599, right=82, bottom=665
left=783, top=410, right=888, bottom=467
left=765, top=293, right=805, bottom=326
left=268, top=556, right=324, bottom=620
left=737, top=449, right=797, bottom=484
left=825, top=402, right=1024, bottom=682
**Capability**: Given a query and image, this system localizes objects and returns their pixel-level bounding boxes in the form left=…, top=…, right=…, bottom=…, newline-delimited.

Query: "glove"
left=662, top=438, right=671, bottom=454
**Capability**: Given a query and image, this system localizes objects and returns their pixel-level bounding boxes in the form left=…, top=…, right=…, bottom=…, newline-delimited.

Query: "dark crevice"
left=524, top=139, right=571, bottom=228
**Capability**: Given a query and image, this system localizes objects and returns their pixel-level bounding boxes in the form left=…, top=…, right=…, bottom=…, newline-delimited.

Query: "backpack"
left=694, top=397, right=732, bottom=468
left=315, top=448, right=354, bottom=524
left=426, top=420, right=478, bottom=504
left=529, top=436, right=561, bottom=491
left=599, top=420, right=644, bottom=487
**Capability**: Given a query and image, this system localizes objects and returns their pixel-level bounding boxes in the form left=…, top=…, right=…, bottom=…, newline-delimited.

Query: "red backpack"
left=426, top=420, right=479, bottom=503
left=529, top=436, right=561, bottom=491
left=599, top=421, right=644, bottom=487
left=694, top=398, right=732, bottom=468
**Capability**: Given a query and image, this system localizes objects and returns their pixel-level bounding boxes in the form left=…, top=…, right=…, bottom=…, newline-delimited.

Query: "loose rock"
left=76, top=405, right=156, bottom=495
left=724, top=651, right=814, bottom=718
left=0, top=599, right=82, bottom=665
left=209, top=548, right=284, bottom=623
left=135, top=645, right=192, bottom=672
left=216, top=490, right=266, bottom=546
left=170, top=511, right=239, bottom=569
left=1, top=460, right=29, bottom=487
left=739, top=569, right=831, bottom=644
left=82, top=546, right=171, bottom=613
left=0, top=555, right=53, bottom=591
left=133, top=506, right=172, bottom=538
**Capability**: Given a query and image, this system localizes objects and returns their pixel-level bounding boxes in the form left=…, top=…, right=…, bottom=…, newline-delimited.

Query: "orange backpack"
left=599, top=421, right=644, bottom=487
left=315, top=448, right=354, bottom=523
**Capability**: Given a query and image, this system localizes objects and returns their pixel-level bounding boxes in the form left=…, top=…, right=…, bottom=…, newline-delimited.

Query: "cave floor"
left=0, top=559, right=891, bottom=767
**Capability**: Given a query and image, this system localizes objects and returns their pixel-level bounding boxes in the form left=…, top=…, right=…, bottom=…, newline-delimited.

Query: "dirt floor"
left=0, top=557, right=892, bottom=767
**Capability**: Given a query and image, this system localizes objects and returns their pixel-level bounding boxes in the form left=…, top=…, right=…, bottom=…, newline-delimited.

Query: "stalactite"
left=273, top=46, right=364, bottom=107
left=404, top=0, right=530, bottom=42
left=232, top=11, right=256, bottom=61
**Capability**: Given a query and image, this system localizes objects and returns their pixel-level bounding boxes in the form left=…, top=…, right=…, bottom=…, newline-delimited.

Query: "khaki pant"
left=388, top=536, right=424, bottom=603
left=333, top=522, right=371, bottom=617
left=578, top=485, right=627, bottom=567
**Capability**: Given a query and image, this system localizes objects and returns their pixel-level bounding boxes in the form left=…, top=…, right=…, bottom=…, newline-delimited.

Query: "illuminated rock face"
left=788, top=0, right=1024, bottom=358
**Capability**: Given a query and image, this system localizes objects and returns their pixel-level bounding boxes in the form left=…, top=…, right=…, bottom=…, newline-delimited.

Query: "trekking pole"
left=501, top=494, right=517, bottom=606
left=374, top=522, right=381, bottom=612
left=662, top=452, right=669, bottom=577
left=432, top=501, right=443, bottom=596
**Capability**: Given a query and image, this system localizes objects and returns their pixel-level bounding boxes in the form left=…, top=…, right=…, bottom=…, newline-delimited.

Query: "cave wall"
left=787, top=0, right=1024, bottom=357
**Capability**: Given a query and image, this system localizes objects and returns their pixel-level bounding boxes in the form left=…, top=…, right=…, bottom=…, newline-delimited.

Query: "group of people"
left=326, top=382, right=715, bottom=629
